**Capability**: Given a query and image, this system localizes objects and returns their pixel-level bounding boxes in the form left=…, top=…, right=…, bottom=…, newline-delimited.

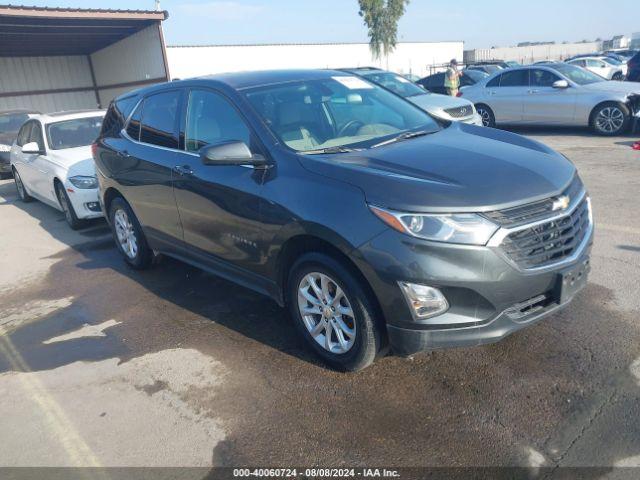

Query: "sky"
left=19, top=0, right=640, bottom=49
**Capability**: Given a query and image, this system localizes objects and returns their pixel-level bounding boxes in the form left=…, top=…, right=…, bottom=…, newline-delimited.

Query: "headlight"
left=0, top=144, right=11, bottom=152
left=68, top=175, right=98, bottom=189
left=370, top=205, right=499, bottom=245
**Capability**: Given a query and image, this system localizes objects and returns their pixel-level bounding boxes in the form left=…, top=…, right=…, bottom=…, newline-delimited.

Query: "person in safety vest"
left=444, top=59, right=461, bottom=97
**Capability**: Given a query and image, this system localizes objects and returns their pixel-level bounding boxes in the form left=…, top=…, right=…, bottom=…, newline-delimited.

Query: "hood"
left=48, top=146, right=96, bottom=177
left=298, top=123, right=576, bottom=213
left=582, top=81, right=640, bottom=95
left=408, top=93, right=474, bottom=112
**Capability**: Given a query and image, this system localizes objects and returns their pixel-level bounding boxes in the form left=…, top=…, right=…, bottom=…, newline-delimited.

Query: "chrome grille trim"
left=487, top=191, right=593, bottom=273
left=444, top=106, right=474, bottom=119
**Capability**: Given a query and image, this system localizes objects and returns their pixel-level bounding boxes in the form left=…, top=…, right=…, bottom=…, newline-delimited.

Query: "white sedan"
left=566, top=57, right=626, bottom=81
left=10, top=110, right=105, bottom=229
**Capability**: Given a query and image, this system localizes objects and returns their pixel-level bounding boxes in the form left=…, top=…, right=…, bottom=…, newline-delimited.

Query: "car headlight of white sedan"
left=68, top=175, right=98, bottom=189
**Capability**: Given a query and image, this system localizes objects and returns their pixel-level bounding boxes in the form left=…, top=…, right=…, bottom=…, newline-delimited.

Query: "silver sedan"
left=461, top=63, right=640, bottom=135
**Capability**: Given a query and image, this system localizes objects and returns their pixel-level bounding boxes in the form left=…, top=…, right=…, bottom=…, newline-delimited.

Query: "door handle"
left=528, top=89, right=539, bottom=94
left=174, top=165, right=193, bottom=176
left=488, top=91, right=497, bottom=95
left=117, top=150, right=131, bottom=158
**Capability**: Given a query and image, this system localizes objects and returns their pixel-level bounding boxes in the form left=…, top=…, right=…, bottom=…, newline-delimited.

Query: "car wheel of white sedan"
left=476, top=104, right=496, bottom=128
left=13, top=168, right=33, bottom=203
left=55, top=181, right=82, bottom=230
left=591, top=102, right=629, bottom=136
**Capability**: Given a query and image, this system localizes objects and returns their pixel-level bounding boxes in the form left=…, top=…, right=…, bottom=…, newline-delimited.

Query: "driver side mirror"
left=22, top=141, right=42, bottom=154
left=552, top=80, right=570, bottom=89
left=200, top=141, right=267, bottom=167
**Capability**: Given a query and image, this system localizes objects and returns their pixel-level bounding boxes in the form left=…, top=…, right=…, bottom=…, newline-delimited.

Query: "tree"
left=358, top=0, right=410, bottom=59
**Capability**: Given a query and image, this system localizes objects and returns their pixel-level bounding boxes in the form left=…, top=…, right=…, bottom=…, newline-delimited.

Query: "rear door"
left=485, top=69, right=528, bottom=123
left=522, top=69, right=577, bottom=124
left=121, top=89, right=184, bottom=248
left=171, top=87, right=267, bottom=276
left=586, top=59, right=611, bottom=79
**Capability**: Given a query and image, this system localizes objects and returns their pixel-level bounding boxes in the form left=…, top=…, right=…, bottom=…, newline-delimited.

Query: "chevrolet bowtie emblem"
left=552, top=195, right=570, bottom=211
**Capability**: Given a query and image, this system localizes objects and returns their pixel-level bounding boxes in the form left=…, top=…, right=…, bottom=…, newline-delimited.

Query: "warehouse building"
left=463, top=41, right=602, bottom=65
left=0, top=4, right=170, bottom=112
left=167, top=41, right=463, bottom=80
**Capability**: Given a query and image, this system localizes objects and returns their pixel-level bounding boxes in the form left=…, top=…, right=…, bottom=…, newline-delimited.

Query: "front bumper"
left=463, top=112, right=484, bottom=126
left=353, top=222, right=593, bottom=356
left=65, top=184, right=104, bottom=220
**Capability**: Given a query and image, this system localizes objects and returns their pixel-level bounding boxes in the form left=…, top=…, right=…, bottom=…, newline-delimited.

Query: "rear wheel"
left=591, top=102, right=629, bottom=136
left=55, top=181, right=82, bottom=230
left=287, top=253, right=382, bottom=371
left=109, top=197, right=154, bottom=269
left=13, top=168, right=33, bottom=202
left=476, top=104, right=496, bottom=127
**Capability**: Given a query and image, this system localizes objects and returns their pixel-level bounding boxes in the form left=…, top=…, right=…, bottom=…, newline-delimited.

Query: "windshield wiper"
left=371, top=130, right=433, bottom=148
left=303, top=145, right=361, bottom=155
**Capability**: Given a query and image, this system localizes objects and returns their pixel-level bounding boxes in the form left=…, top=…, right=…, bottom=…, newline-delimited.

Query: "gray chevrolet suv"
left=94, top=70, right=593, bottom=371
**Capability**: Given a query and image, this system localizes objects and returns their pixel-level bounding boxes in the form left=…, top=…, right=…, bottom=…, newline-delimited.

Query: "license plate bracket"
left=555, top=257, right=590, bottom=305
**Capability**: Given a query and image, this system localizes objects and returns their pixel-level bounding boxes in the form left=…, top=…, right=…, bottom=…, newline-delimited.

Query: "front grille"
left=500, top=197, right=590, bottom=269
left=444, top=105, right=473, bottom=118
left=483, top=176, right=584, bottom=227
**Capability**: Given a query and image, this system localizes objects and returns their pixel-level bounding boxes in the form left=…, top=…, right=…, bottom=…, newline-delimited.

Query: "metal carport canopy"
left=0, top=4, right=168, bottom=56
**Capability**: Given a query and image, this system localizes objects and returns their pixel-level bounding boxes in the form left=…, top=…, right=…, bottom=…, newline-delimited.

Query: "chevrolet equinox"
left=93, top=70, right=593, bottom=371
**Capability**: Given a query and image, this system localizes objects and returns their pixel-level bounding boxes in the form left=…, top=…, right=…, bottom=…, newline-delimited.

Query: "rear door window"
left=139, top=90, right=181, bottom=149
left=498, top=70, right=529, bottom=87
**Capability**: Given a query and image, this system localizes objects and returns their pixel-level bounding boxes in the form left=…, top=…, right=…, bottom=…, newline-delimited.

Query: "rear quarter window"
left=101, top=95, right=139, bottom=138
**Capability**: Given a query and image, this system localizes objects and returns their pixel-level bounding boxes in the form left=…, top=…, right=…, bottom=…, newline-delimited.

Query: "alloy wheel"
left=478, top=108, right=491, bottom=126
left=114, top=209, right=138, bottom=259
left=595, top=106, right=624, bottom=134
left=297, top=272, right=356, bottom=354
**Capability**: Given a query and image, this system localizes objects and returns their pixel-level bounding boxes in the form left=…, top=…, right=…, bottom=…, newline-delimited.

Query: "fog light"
left=85, top=202, right=101, bottom=212
left=398, top=282, right=449, bottom=321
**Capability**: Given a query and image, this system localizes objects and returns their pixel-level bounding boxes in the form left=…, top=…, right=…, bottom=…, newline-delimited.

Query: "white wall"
left=91, top=25, right=168, bottom=107
left=465, top=42, right=603, bottom=64
left=0, top=55, right=97, bottom=112
left=167, top=42, right=463, bottom=80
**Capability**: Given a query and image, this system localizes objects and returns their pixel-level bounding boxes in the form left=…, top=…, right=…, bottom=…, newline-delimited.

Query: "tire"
left=590, top=102, right=630, bottom=136
left=108, top=196, right=154, bottom=269
left=55, top=181, right=83, bottom=230
left=476, top=104, right=496, bottom=127
left=13, top=168, right=33, bottom=202
left=287, top=252, right=383, bottom=371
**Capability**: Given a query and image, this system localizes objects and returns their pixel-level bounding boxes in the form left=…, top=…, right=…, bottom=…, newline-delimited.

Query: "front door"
left=522, top=69, right=577, bottom=124
left=172, top=88, right=267, bottom=276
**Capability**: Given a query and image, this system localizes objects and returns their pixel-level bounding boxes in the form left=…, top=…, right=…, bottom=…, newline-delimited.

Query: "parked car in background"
left=417, top=69, right=489, bottom=95
left=566, top=57, right=626, bottom=81
left=604, top=50, right=638, bottom=63
left=466, top=64, right=504, bottom=75
left=627, top=51, right=640, bottom=82
left=504, top=61, right=521, bottom=68
left=401, top=73, right=422, bottom=83
left=94, top=70, right=592, bottom=371
left=461, top=63, right=640, bottom=135
left=11, top=110, right=105, bottom=229
left=0, top=109, right=39, bottom=178
left=341, top=67, right=482, bottom=125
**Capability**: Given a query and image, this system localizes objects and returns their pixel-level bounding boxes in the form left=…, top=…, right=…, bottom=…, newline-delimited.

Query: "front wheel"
left=13, top=168, right=33, bottom=202
left=476, top=104, right=496, bottom=127
left=55, top=182, right=82, bottom=230
left=108, top=197, right=154, bottom=269
left=287, top=253, right=383, bottom=371
left=591, top=102, right=629, bottom=136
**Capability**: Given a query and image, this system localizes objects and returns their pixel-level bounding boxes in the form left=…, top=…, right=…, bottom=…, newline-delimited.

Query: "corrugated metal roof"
left=0, top=4, right=168, bottom=19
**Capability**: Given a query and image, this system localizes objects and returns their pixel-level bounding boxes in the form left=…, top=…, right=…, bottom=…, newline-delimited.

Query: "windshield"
left=359, top=71, right=426, bottom=98
left=463, top=69, right=489, bottom=82
left=601, top=57, right=621, bottom=66
left=46, top=116, right=104, bottom=150
left=548, top=63, right=605, bottom=85
left=0, top=113, right=29, bottom=135
left=245, top=76, right=439, bottom=153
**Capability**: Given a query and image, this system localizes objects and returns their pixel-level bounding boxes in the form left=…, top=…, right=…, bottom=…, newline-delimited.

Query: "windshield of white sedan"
left=360, top=72, right=426, bottom=98
left=549, top=64, right=605, bottom=85
left=47, top=117, right=103, bottom=150
left=245, top=76, right=439, bottom=153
